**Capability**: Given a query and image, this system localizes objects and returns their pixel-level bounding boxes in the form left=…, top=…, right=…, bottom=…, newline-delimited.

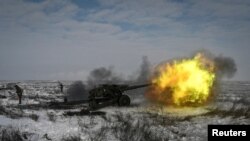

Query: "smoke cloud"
left=87, top=66, right=124, bottom=88
left=192, top=50, right=237, bottom=79
left=214, top=55, right=237, bottom=78
left=135, top=56, right=151, bottom=83
left=66, top=81, right=88, bottom=101
left=87, top=56, right=152, bottom=87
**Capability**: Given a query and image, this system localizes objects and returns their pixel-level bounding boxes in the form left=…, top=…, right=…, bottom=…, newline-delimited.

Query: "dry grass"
left=0, top=126, right=23, bottom=141
left=82, top=112, right=169, bottom=141
left=61, top=134, right=81, bottom=141
left=0, top=105, right=39, bottom=121
left=204, top=103, right=250, bottom=118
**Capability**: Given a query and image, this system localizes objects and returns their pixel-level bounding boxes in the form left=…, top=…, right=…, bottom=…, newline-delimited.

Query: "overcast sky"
left=0, top=0, right=249, bottom=81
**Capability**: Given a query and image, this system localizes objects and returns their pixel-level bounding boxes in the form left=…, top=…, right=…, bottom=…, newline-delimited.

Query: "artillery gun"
left=88, top=83, right=151, bottom=109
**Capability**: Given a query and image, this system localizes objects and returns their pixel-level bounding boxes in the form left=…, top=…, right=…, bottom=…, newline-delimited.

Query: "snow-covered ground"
left=0, top=81, right=249, bottom=141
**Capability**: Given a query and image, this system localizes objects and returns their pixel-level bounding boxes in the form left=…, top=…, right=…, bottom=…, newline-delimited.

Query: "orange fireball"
left=147, top=53, right=216, bottom=106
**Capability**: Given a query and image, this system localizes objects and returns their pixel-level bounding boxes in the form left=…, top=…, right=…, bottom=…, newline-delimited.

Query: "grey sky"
left=0, top=0, right=250, bottom=81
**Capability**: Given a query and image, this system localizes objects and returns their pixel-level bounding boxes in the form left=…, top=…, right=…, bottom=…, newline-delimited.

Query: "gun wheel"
left=118, top=95, right=130, bottom=106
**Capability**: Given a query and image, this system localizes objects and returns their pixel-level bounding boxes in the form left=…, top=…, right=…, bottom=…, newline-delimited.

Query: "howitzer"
left=88, top=83, right=151, bottom=110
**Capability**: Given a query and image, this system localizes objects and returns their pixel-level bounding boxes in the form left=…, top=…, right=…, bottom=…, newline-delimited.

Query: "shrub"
left=29, top=114, right=39, bottom=121
left=47, top=112, right=56, bottom=122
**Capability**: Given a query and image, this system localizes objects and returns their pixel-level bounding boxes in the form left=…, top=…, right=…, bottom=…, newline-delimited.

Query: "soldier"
left=14, top=84, right=23, bottom=104
left=64, top=96, right=68, bottom=103
left=58, top=82, right=67, bottom=103
left=58, top=82, right=63, bottom=93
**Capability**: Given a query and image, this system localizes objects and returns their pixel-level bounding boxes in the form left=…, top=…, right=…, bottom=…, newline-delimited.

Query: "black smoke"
left=66, top=81, right=88, bottom=101
left=214, top=55, right=237, bottom=78
left=87, top=56, right=152, bottom=87
left=192, top=50, right=237, bottom=78
left=87, top=66, right=124, bottom=88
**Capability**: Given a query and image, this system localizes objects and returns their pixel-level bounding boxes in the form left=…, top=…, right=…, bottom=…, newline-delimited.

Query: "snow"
left=0, top=81, right=250, bottom=141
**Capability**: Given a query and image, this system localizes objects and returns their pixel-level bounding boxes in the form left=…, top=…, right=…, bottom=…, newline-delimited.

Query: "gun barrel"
left=122, top=83, right=152, bottom=91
